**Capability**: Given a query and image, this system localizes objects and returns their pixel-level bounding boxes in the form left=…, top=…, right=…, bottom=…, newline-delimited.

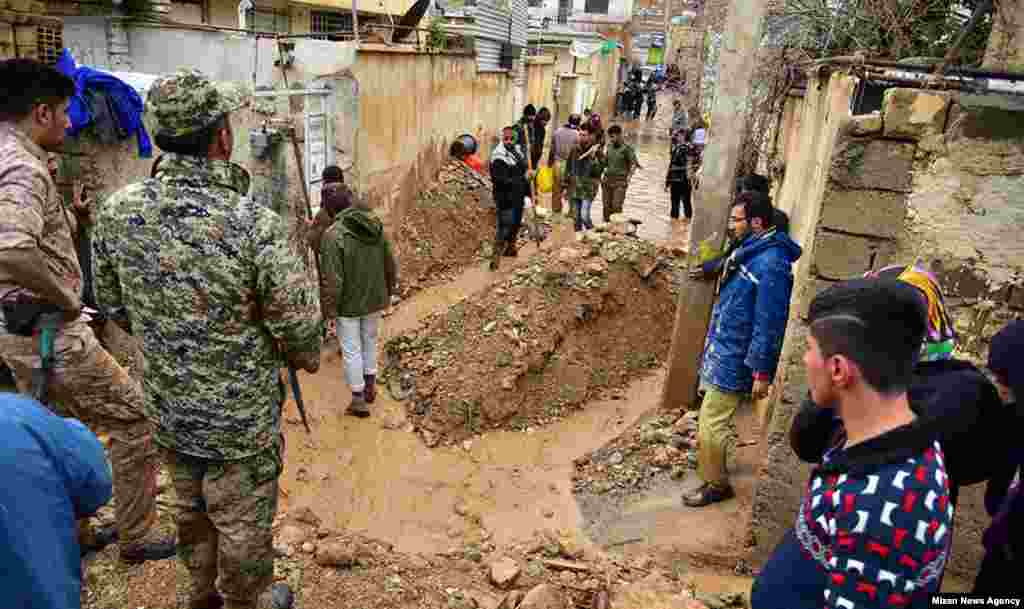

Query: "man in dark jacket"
left=664, top=132, right=691, bottom=220
left=489, top=126, right=531, bottom=270
left=975, top=319, right=1024, bottom=594
left=321, top=203, right=398, bottom=417
left=1, top=393, right=113, bottom=609
left=683, top=190, right=802, bottom=507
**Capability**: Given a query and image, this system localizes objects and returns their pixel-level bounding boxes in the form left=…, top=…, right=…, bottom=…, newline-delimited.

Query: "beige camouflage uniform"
left=93, top=69, right=322, bottom=609
left=0, top=122, right=160, bottom=547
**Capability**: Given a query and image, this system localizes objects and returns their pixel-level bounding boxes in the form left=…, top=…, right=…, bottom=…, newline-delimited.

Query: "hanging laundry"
left=55, top=49, right=153, bottom=158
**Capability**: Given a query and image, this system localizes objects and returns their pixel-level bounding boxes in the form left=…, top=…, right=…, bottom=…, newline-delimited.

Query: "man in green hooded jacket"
left=320, top=204, right=398, bottom=417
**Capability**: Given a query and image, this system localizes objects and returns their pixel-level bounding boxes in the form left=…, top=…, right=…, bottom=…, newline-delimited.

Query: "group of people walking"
left=0, top=60, right=397, bottom=609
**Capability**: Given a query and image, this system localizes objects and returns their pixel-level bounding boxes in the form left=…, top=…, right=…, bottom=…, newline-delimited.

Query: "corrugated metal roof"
left=473, top=0, right=513, bottom=43
left=509, top=0, right=527, bottom=47
left=477, top=36, right=503, bottom=71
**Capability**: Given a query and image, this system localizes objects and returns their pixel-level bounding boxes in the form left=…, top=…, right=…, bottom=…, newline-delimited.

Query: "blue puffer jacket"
left=700, top=229, right=802, bottom=394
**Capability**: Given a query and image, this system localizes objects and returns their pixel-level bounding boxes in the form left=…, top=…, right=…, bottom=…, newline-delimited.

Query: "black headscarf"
left=989, top=319, right=1024, bottom=402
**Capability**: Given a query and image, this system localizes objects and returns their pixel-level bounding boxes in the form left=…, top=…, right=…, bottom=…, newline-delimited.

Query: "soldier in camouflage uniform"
left=93, top=69, right=323, bottom=609
left=0, top=59, right=175, bottom=565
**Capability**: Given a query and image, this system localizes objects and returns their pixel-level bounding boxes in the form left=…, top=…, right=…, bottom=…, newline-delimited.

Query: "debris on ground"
left=383, top=232, right=686, bottom=446
left=391, top=160, right=497, bottom=298
left=572, top=410, right=699, bottom=499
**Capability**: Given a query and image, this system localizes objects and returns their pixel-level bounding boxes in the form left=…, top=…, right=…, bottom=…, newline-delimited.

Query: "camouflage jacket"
left=0, top=123, right=82, bottom=304
left=94, top=153, right=323, bottom=460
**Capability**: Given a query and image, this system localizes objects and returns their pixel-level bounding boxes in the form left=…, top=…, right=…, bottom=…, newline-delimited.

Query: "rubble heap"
left=384, top=232, right=685, bottom=447
left=392, top=160, right=497, bottom=297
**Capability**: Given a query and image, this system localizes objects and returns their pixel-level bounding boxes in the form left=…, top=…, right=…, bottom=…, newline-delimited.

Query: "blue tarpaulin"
left=55, top=49, right=153, bottom=158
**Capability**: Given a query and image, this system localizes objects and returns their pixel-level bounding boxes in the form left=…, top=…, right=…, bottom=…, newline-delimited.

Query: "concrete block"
left=948, top=94, right=1024, bottom=142
left=819, top=188, right=907, bottom=239
left=1010, top=285, right=1024, bottom=310
left=847, top=113, right=882, bottom=136
left=812, top=230, right=896, bottom=280
left=795, top=277, right=837, bottom=321
left=882, top=88, right=951, bottom=140
left=830, top=138, right=915, bottom=193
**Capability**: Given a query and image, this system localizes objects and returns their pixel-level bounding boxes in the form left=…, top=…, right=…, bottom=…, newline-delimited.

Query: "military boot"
left=119, top=528, right=177, bottom=565
left=363, top=374, right=377, bottom=404
left=489, top=240, right=505, bottom=271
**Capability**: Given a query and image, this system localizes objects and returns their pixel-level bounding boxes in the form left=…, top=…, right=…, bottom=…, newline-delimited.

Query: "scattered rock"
left=301, top=542, right=316, bottom=554
left=518, top=584, right=567, bottom=609
left=489, top=556, right=521, bottom=589
left=542, top=508, right=555, bottom=518
left=615, top=572, right=694, bottom=609
left=542, top=558, right=590, bottom=573
left=315, top=540, right=355, bottom=568
left=291, top=506, right=321, bottom=528
left=557, top=247, right=584, bottom=263
left=496, top=590, right=526, bottom=609
left=276, top=524, right=308, bottom=547
left=607, top=451, right=624, bottom=465
left=556, top=531, right=585, bottom=559
left=652, top=445, right=680, bottom=467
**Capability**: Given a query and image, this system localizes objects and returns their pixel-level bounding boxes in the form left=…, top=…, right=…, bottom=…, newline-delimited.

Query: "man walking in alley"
left=548, top=113, right=581, bottom=215
left=321, top=199, right=397, bottom=418
left=683, top=191, right=801, bottom=508
left=0, top=59, right=175, bottom=565
left=489, top=126, right=531, bottom=270
left=670, top=98, right=688, bottom=142
left=751, top=279, right=953, bottom=609
left=94, top=68, right=322, bottom=609
left=601, top=125, right=639, bottom=224
left=564, top=127, right=602, bottom=232
left=665, top=132, right=692, bottom=221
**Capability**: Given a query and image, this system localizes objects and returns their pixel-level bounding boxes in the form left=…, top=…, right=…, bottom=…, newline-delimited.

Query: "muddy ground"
left=390, top=160, right=499, bottom=299
left=385, top=231, right=683, bottom=447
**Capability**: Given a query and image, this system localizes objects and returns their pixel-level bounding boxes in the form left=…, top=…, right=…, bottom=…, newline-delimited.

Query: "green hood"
left=340, top=208, right=384, bottom=245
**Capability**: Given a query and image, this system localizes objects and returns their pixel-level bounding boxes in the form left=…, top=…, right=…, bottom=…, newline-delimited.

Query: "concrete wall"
left=748, top=71, right=1024, bottom=580
left=349, top=46, right=515, bottom=217
left=525, top=55, right=556, bottom=118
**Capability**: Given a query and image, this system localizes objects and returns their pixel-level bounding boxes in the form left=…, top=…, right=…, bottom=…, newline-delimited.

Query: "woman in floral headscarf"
left=788, top=262, right=1005, bottom=507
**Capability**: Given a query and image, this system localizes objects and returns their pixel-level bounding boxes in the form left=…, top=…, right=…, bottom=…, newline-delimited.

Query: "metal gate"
left=253, top=85, right=335, bottom=215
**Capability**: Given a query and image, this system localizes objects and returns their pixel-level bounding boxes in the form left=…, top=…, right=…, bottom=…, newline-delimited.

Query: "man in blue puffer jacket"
left=683, top=190, right=802, bottom=507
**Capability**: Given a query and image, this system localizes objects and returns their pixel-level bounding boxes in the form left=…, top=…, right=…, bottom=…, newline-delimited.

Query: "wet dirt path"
left=278, top=101, right=752, bottom=568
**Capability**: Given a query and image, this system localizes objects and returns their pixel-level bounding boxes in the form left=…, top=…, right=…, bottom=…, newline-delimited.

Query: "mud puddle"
left=279, top=360, right=666, bottom=555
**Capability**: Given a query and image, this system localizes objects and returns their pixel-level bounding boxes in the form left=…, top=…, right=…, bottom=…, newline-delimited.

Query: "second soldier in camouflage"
left=94, top=68, right=323, bottom=609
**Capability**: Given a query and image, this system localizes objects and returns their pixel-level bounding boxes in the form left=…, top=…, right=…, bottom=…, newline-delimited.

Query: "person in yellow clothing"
left=547, top=114, right=581, bottom=215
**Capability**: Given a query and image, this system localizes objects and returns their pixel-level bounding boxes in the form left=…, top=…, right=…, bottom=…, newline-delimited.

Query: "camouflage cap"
left=147, top=69, right=251, bottom=138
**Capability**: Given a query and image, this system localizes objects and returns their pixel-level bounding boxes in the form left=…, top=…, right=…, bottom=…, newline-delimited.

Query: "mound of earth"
left=383, top=231, right=687, bottom=447
left=390, top=160, right=496, bottom=297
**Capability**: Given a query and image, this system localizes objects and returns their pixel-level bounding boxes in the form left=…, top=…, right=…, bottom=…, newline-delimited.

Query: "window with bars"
left=36, top=24, right=63, bottom=65
left=583, top=0, right=608, bottom=14
left=10, top=23, right=64, bottom=66
left=251, top=10, right=289, bottom=33
left=311, top=10, right=353, bottom=40
left=556, top=0, right=570, bottom=23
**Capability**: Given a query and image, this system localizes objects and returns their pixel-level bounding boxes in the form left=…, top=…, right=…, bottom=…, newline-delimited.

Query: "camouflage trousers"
left=601, top=177, right=629, bottom=223
left=164, top=438, right=282, bottom=609
left=0, top=318, right=158, bottom=544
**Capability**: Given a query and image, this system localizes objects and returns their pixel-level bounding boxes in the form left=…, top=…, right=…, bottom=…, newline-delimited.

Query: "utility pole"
left=662, top=0, right=671, bottom=65
left=659, top=0, right=769, bottom=411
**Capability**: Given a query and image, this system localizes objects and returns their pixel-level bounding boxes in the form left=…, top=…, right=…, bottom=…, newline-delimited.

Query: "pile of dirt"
left=390, top=160, right=496, bottom=297
left=383, top=231, right=686, bottom=447
left=572, top=411, right=698, bottom=499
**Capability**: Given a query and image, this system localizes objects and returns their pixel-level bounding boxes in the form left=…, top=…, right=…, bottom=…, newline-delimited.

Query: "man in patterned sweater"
left=752, top=279, right=952, bottom=609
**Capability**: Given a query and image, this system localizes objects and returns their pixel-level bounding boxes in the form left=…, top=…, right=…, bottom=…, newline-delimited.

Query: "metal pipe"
left=808, top=55, right=1024, bottom=81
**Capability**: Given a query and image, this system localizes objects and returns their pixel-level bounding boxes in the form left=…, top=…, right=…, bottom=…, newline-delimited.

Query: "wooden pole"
left=659, top=0, right=769, bottom=411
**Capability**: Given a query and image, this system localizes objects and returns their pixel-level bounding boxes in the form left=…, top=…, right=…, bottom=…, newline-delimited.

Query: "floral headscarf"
left=865, top=262, right=956, bottom=362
